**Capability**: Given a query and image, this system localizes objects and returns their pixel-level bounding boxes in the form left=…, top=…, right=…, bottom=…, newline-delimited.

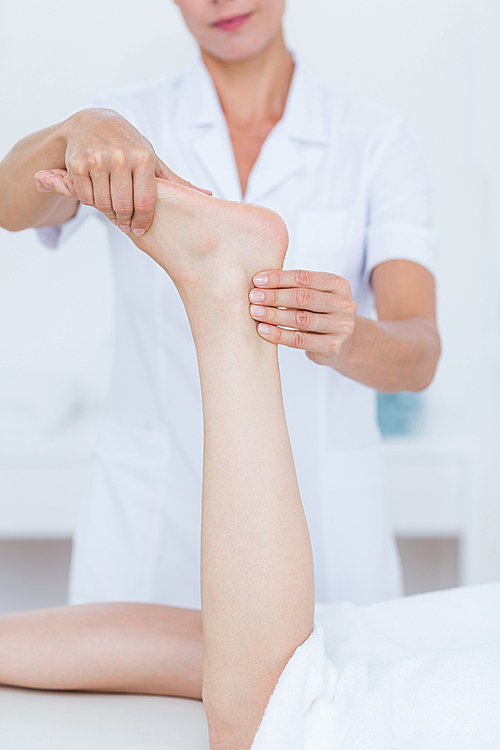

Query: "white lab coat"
left=39, top=56, right=437, bottom=608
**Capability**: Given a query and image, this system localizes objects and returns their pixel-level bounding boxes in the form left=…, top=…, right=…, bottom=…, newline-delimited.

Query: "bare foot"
left=129, top=179, right=288, bottom=296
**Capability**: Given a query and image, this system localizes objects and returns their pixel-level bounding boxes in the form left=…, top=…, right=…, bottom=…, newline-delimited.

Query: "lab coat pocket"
left=289, top=209, right=358, bottom=279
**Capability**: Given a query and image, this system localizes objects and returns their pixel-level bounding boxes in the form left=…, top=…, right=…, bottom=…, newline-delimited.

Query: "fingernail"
left=258, top=324, right=270, bottom=334
left=133, top=228, right=145, bottom=237
left=253, top=275, right=268, bottom=286
left=249, top=289, right=265, bottom=302
left=119, top=224, right=130, bottom=233
left=251, top=305, right=265, bottom=317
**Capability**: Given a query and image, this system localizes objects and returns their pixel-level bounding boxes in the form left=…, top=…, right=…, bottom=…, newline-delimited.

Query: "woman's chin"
left=201, top=29, right=283, bottom=65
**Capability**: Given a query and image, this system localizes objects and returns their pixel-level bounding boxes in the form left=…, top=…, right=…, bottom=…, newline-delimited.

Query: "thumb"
left=155, top=157, right=212, bottom=196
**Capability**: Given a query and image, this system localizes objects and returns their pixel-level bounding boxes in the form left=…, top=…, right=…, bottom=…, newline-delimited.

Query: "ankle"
left=178, top=265, right=252, bottom=309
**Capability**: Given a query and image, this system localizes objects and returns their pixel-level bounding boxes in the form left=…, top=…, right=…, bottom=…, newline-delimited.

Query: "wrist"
left=50, top=115, right=78, bottom=158
left=57, top=107, right=119, bottom=148
left=57, top=108, right=94, bottom=145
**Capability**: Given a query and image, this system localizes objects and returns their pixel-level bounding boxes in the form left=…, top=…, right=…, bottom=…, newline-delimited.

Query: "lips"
left=213, top=13, right=251, bottom=31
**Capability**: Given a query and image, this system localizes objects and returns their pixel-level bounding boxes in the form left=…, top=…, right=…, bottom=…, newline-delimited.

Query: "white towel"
left=252, top=583, right=500, bottom=750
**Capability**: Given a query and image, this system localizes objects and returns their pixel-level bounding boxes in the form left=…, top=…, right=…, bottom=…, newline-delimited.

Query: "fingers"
left=93, top=172, right=117, bottom=224
left=130, top=164, right=157, bottom=236
left=65, top=145, right=155, bottom=232
left=250, top=304, right=334, bottom=333
left=36, top=153, right=210, bottom=237
left=253, top=269, right=350, bottom=295
left=35, top=170, right=56, bottom=192
left=67, top=157, right=95, bottom=206
left=255, top=323, right=334, bottom=357
left=110, top=170, right=134, bottom=231
left=35, top=170, right=77, bottom=198
left=250, top=269, right=357, bottom=359
left=249, top=285, right=337, bottom=313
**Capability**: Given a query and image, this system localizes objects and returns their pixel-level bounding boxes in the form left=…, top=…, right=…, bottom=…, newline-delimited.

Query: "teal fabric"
left=377, top=392, right=423, bottom=437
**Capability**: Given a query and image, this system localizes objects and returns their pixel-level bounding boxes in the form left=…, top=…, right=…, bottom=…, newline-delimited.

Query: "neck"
left=201, top=31, right=294, bottom=128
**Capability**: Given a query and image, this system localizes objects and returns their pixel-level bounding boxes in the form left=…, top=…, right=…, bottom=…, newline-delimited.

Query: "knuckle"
left=134, top=197, right=156, bottom=214
left=114, top=203, right=133, bottom=217
left=268, top=290, right=278, bottom=306
left=108, top=147, right=127, bottom=170
left=340, top=278, right=352, bottom=295
left=133, top=146, right=154, bottom=167
left=86, top=151, right=105, bottom=170
left=295, top=269, right=310, bottom=287
left=267, top=307, right=277, bottom=323
left=341, top=299, right=357, bottom=319
left=292, top=330, right=305, bottom=348
left=296, top=309, right=310, bottom=329
left=68, top=156, right=87, bottom=175
left=296, top=288, right=310, bottom=308
left=95, top=199, right=112, bottom=212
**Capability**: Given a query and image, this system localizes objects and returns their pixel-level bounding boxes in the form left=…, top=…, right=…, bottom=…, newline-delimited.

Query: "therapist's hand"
left=249, top=269, right=357, bottom=365
left=34, top=108, right=210, bottom=236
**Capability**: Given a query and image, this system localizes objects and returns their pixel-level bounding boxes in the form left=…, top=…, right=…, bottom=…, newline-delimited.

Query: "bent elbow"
left=415, top=340, right=442, bottom=392
left=0, top=220, right=26, bottom=232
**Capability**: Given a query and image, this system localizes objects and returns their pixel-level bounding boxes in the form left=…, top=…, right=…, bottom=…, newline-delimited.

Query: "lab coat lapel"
left=244, top=124, right=304, bottom=204
left=174, top=59, right=242, bottom=201
left=192, top=125, right=242, bottom=201
left=245, top=59, right=329, bottom=204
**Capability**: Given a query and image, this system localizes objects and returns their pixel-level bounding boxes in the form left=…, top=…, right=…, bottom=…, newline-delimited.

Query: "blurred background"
left=1, top=0, right=499, bottom=613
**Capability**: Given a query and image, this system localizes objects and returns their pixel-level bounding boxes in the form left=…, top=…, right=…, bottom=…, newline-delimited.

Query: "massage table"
left=0, top=686, right=209, bottom=749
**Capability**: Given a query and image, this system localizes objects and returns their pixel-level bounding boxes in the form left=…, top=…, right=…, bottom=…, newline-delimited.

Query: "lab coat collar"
left=245, top=56, right=330, bottom=202
left=280, top=54, right=329, bottom=146
left=174, top=59, right=242, bottom=200
left=173, top=53, right=329, bottom=202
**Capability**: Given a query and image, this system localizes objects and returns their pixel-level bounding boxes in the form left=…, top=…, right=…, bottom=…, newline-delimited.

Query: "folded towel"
left=252, top=583, right=500, bottom=750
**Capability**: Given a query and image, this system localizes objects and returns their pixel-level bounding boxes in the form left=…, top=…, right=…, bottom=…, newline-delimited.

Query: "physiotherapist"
left=0, top=0, right=441, bottom=608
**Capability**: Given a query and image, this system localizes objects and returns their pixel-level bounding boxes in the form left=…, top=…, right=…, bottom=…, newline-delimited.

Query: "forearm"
left=0, top=120, right=76, bottom=231
left=187, top=288, right=314, bottom=743
left=330, top=315, right=441, bottom=393
left=0, top=603, right=202, bottom=699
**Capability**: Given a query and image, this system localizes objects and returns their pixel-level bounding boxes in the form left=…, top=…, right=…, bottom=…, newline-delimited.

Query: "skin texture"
left=0, top=603, right=204, bottom=699
left=0, top=182, right=315, bottom=750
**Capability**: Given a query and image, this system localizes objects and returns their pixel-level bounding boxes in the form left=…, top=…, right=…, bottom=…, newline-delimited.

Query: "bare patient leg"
left=0, top=603, right=202, bottom=699
left=0, top=183, right=314, bottom=750
left=131, top=182, right=315, bottom=749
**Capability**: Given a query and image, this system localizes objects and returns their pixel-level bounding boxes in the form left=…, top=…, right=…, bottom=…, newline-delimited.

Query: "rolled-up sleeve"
left=363, top=117, right=438, bottom=285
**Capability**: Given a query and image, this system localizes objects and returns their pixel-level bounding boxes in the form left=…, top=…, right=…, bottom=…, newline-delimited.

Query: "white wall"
left=1, top=1, right=500, bottom=580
